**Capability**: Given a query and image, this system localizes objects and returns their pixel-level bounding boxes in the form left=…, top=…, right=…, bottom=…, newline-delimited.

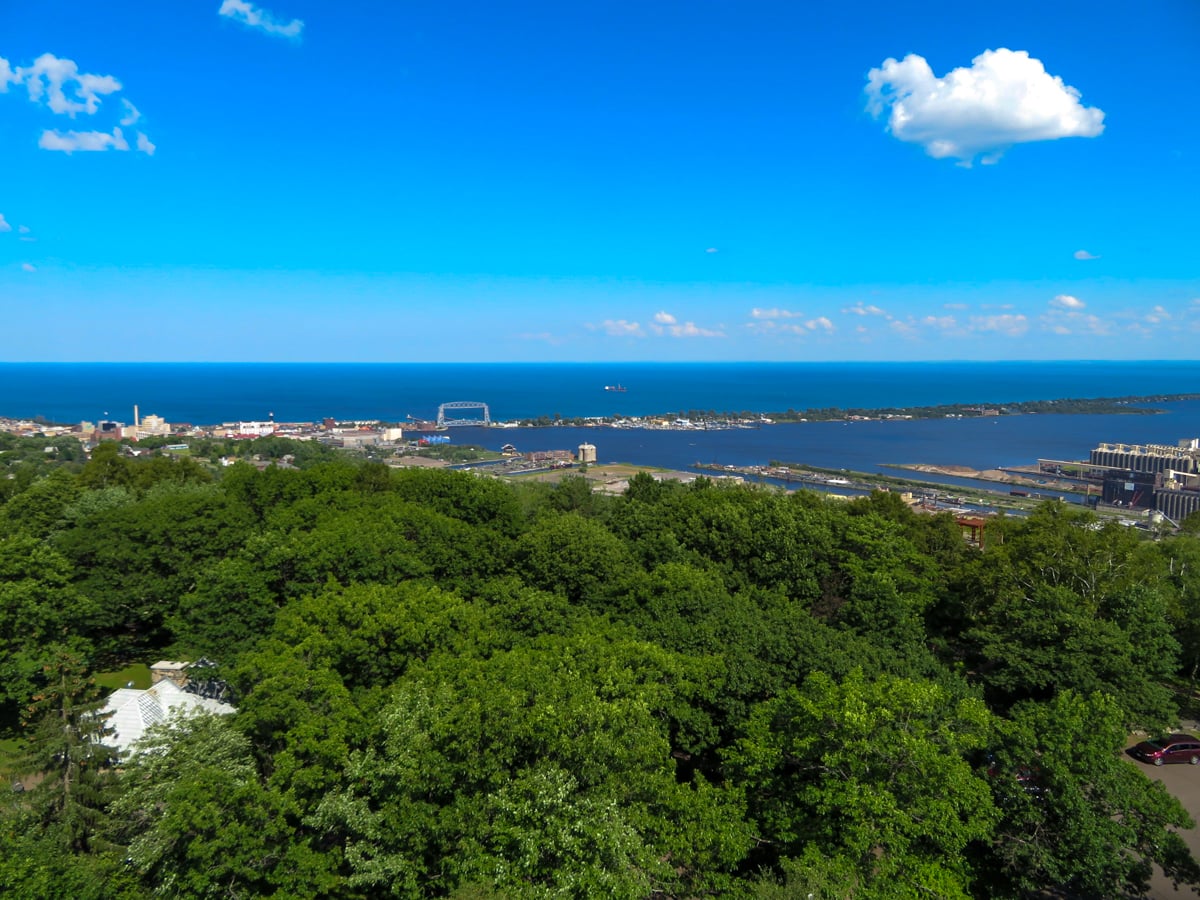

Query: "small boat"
left=604, top=384, right=627, bottom=392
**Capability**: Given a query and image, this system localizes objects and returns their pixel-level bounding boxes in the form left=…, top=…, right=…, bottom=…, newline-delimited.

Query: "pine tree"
left=19, top=648, right=118, bottom=853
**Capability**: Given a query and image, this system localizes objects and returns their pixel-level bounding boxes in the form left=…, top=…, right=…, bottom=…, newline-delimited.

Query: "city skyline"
left=1, top=1, right=1198, bottom=362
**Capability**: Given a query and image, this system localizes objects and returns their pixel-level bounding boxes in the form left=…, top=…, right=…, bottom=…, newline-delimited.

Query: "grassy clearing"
left=95, top=663, right=152, bottom=691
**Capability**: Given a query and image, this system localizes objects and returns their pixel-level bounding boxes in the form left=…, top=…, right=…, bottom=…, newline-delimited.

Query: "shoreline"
left=4, top=392, right=1200, bottom=435
left=508, top=393, right=1195, bottom=429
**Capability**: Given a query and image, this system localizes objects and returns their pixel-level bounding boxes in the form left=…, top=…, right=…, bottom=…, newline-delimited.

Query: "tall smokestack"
left=134, top=405, right=139, bottom=427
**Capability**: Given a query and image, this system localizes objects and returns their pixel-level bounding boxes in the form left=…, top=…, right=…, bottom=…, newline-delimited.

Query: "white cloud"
left=0, top=214, right=10, bottom=233
left=119, top=99, right=141, bottom=126
left=943, top=302, right=968, bottom=310
left=653, top=311, right=677, bottom=325
left=2, top=53, right=156, bottom=155
left=1050, top=294, right=1085, bottom=310
left=21, top=262, right=35, bottom=272
left=805, top=317, right=835, bottom=333
left=705, top=247, right=719, bottom=254
left=664, top=321, right=724, bottom=338
left=39, top=127, right=129, bottom=153
left=1145, top=305, right=1170, bottom=324
left=599, top=319, right=644, bottom=338
left=1073, top=249, right=1100, bottom=260
left=219, top=0, right=304, bottom=39
left=885, top=312, right=1035, bottom=339
left=841, top=302, right=888, bottom=317
left=751, top=307, right=803, bottom=319
left=969, top=314, right=1029, bottom=336
left=653, top=318, right=725, bottom=338
left=18, top=225, right=30, bottom=234
left=922, top=315, right=958, bottom=330
left=865, top=48, right=1104, bottom=164
left=1039, top=309, right=1110, bottom=336
left=7, top=53, right=121, bottom=116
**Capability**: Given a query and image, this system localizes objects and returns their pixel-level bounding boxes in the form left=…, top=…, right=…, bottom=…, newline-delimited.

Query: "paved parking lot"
left=1128, top=733, right=1200, bottom=899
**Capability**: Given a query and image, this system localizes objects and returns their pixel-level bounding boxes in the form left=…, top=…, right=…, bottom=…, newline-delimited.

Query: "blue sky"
left=1, top=0, right=1197, bottom=362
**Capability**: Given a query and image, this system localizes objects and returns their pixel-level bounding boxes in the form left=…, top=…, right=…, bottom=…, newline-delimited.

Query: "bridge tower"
left=437, top=401, right=491, bottom=427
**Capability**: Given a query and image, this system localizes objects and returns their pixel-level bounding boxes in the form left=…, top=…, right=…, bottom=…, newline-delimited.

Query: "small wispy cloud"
left=922, top=315, right=958, bottom=330
left=218, top=0, right=304, bottom=39
left=1050, top=294, right=1086, bottom=310
left=1040, top=308, right=1110, bottom=336
left=805, top=316, right=835, bottom=333
left=18, top=225, right=30, bottom=234
left=119, top=99, right=141, bottom=126
left=0, top=214, right=10, bottom=233
left=943, top=302, right=968, bottom=310
left=1144, top=305, right=1170, bottom=324
left=842, top=302, right=888, bottom=317
left=660, top=321, right=725, bottom=338
left=705, top=247, right=719, bottom=254
left=751, top=316, right=835, bottom=337
left=39, top=126, right=129, bottom=153
left=598, top=319, right=645, bottom=338
left=751, top=307, right=803, bottom=319
left=650, top=315, right=725, bottom=338
left=21, top=263, right=36, bottom=272
left=1073, top=249, right=1100, bottom=260
left=37, top=125, right=155, bottom=155
left=970, top=313, right=1029, bottom=336
left=888, top=310, right=1031, bottom=339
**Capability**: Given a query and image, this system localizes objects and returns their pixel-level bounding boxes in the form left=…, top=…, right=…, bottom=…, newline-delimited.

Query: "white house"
left=101, top=677, right=235, bottom=757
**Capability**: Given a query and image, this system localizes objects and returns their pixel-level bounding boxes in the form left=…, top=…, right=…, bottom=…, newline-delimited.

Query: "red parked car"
left=1132, top=734, right=1200, bottom=766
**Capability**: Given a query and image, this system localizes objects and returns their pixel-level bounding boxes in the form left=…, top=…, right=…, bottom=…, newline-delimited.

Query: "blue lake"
left=3, top=360, right=1200, bottom=424
left=1, top=361, right=1197, bottom=478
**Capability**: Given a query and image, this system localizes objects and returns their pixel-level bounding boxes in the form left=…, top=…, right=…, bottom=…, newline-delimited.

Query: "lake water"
left=1, top=361, right=1198, bottom=475
left=3, top=360, right=1200, bottom=424
left=452, top=400, right=1200, bottom=477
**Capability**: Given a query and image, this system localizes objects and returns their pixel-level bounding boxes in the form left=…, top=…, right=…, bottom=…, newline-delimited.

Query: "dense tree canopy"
left=1, top=443, right=1199, bottom=897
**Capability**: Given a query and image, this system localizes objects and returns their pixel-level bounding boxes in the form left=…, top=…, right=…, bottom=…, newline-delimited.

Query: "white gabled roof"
left=101, top=678, right=235, bottom=755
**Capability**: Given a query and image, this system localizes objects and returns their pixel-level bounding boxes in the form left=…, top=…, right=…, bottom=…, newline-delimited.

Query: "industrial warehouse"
left=1040, top=438, right=1200, bottom=523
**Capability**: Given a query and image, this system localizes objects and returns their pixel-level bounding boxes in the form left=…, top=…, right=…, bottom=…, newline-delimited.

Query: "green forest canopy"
left=3, top=441, right=1200, bottom=898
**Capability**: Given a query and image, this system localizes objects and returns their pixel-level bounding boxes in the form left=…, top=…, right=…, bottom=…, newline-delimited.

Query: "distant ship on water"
left=604, top=384, right=627, bottom=392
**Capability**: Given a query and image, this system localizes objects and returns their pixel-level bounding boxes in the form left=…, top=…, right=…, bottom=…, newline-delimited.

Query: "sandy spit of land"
left=892, top=463, right=1080, bottom=493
